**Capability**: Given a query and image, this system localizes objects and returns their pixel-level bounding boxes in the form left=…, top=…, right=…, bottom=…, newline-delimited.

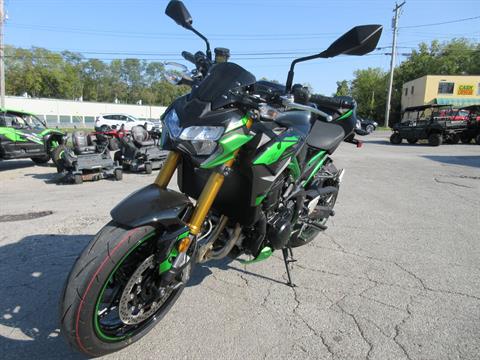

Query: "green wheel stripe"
left=93, top=230, right=156, bottom=341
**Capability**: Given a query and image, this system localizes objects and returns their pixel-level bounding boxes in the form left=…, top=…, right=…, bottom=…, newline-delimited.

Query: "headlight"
left=180, top=126, right=224, bottom=156
left=164, top=109, right=182, bottom=138
left=180, top=126, right=224, bottom=141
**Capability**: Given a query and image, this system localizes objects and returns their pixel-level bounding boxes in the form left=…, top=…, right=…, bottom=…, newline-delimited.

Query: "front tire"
left=60, top=222, right=191, bottom=357
left=428, top=133, right=443, bottom=146
left=365, top=124, right=375, bottom=134
left=390, top=133, right=402, bottom=144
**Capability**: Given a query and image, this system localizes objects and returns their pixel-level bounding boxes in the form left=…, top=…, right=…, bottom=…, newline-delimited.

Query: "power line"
left=399, top=15, right=480, bottom=29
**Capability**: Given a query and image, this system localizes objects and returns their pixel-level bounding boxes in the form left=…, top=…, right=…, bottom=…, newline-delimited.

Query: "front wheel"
left=60, top=222, right=193, bottom=357
left=428, top=133, right=443, bottom=146
left=390, top=133, right=402, bottom=145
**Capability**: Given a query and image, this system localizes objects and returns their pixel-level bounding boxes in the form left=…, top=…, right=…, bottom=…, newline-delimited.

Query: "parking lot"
left=0, top=131, right=479, bottom=360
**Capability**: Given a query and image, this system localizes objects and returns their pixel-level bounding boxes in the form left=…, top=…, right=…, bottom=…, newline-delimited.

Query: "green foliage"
left=334, top=80, right=350, bottom=97
left=5, top=46, right=190, bottom=106
left=350, top=67, right=388, bottom=121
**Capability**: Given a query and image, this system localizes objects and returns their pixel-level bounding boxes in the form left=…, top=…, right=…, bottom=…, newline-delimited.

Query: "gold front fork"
left=154, top=151, right=181, bottom=189
left=153, top=150, right=231, bottom=236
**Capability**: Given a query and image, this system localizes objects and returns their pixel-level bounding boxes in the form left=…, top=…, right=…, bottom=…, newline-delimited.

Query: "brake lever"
left=280, top=95, right=333, bottom=122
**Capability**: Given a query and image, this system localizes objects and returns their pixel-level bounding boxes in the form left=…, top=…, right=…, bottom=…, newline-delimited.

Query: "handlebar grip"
left=310, top=94, right=354, bottom=109
left=181, top=51, right=196, bottom=64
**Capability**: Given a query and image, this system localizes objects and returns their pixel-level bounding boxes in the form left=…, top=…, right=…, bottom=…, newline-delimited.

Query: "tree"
left=350, top=67, right=388, bottom=122
left=334, top=80, right=350, bottom=97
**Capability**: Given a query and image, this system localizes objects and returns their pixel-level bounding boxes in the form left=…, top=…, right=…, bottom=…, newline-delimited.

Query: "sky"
left=4, top=0, right=480, bottom=96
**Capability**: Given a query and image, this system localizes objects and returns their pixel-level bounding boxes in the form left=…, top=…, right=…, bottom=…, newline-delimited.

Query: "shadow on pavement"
left=0, top=234, right=90, bottom=360
left=0, top=160, right=36, bottom=171
left=364, top=139, right=428, bottom=147
left=0, top=233, right=285, bottom=359
left=422, top=155, right=480, bottom=168
left=24, top=172, right=64, bottom=184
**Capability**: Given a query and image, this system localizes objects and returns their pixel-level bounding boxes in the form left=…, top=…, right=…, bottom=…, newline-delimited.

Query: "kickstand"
left=282, top=247, right=297, bottom=287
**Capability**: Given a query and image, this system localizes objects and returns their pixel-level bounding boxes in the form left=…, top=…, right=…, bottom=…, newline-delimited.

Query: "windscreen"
left=191, top=62, right=256, bottom=106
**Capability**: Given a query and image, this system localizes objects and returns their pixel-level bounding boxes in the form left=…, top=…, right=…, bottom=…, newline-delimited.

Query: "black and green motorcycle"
left=0, top=108, right=66, bottom=164
left=60, top=1, right=382, bottom=356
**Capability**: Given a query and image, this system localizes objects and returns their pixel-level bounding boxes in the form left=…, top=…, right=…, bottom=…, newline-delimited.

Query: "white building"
left=4, top=96, right=167, bottom=127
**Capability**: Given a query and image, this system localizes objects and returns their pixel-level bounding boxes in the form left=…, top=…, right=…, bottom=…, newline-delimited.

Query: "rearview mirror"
left=165, top=0, right=193, bottom=29
left=320, top=25, right=383, bottom=58
left=285, top=24, right=382, bottom=91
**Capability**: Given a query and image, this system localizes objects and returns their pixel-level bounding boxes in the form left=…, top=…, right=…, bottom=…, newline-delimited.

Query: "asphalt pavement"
left=0, top=131, right=479, bottom=360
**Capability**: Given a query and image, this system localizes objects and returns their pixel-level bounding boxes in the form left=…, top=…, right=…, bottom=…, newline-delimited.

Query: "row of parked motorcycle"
left=52, top=124, right=168, bottom=184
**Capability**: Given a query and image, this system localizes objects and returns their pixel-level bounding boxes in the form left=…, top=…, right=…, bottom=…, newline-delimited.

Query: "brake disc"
left=118, top=255, right=171, bottom=325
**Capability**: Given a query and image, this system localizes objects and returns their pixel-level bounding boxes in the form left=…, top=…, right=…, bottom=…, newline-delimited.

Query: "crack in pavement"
left=337, top=302, right=374, bottom=360
left=434, top=177, right=473, bottom=188
left=290, top=286, right=335, bottom=359
left=307, top=236, right=480, bottom=302
left=393, top=295, right=414, bottom=360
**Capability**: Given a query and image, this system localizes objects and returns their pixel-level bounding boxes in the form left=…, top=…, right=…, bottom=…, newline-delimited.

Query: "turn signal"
left=178, top=236, right=191, bottom=253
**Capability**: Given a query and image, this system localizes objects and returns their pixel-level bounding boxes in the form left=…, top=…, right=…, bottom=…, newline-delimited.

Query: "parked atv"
left=115, top=125, right=168, bottom=174
left=54, top=130, right=122, bottom=184
left=390, top=104, right=468, bottom=146
left=0, top=109, right=66, bottom=164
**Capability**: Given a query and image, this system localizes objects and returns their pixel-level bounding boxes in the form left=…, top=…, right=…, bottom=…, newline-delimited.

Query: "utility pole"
left=385, top=1, right=405, bottom=128
left=0, top=0, right=5, bottom=109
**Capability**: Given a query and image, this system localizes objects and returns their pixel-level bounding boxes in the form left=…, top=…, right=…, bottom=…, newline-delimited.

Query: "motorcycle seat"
left=72, top=131, right=97, bottom=155
left=132, top=126, right=155, bottom=147
left=307, top=120, right=345, bottom=153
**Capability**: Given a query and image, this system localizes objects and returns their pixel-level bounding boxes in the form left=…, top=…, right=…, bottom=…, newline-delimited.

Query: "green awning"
left=434, top=97, right=480, bottom=106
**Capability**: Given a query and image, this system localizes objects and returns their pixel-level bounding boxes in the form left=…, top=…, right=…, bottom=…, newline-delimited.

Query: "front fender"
left=111, top=184, right=192, bottom=228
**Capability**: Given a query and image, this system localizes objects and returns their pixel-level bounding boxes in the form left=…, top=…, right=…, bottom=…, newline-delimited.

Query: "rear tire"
left=428, top=133, right=442, bottom=146
left=448, top=134, right=460, bottom=144
left=59, top=222, right=192, bottom=357
left=52, top=145, right=67, bottom=167
left=390, top=133, right=402, bottom=144
left=114, top=169, right=123, bottom=181
left=365, top=124, right=375, bottom=134
left=460, top=134, right=472, bottom=144
left=145, top=163, right=153, bottom=174
left=74, top=174, right=83, bottom=185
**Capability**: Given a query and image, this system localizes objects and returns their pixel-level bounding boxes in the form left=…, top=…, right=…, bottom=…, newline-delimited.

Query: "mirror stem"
left=189, top=27, right=212, bottom=61
left=285, top=52, right=327, bottom=92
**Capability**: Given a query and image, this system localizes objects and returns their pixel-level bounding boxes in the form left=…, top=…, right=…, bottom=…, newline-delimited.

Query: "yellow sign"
left=458, top=85, right=474, bottom=96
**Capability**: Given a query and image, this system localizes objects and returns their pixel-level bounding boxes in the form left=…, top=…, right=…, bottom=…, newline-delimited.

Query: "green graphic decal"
left=253, top=136, right=298, bottom=166
left=255, top=194, right=267, bottom=206
left=0, top=127, right=25, bottom=142
left=337, top=109, right=353, bottom=121
left=239, top=247, right=273, bottom=264
left=303, top=151, right=327, bottom=187
left=202, top=132, right=254, bottom=169
left=288, top=157, right=301, bottom=180
left=159, top=247, right=179, bottom=274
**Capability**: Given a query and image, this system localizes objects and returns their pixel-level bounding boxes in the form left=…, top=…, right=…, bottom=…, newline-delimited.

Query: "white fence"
left=4, top=96, right=167, bottom=127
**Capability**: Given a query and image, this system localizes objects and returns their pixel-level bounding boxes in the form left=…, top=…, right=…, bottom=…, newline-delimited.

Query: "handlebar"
left=310, top=94, right=355, bottom=110
left=181, top=51, right=196, bottom=65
